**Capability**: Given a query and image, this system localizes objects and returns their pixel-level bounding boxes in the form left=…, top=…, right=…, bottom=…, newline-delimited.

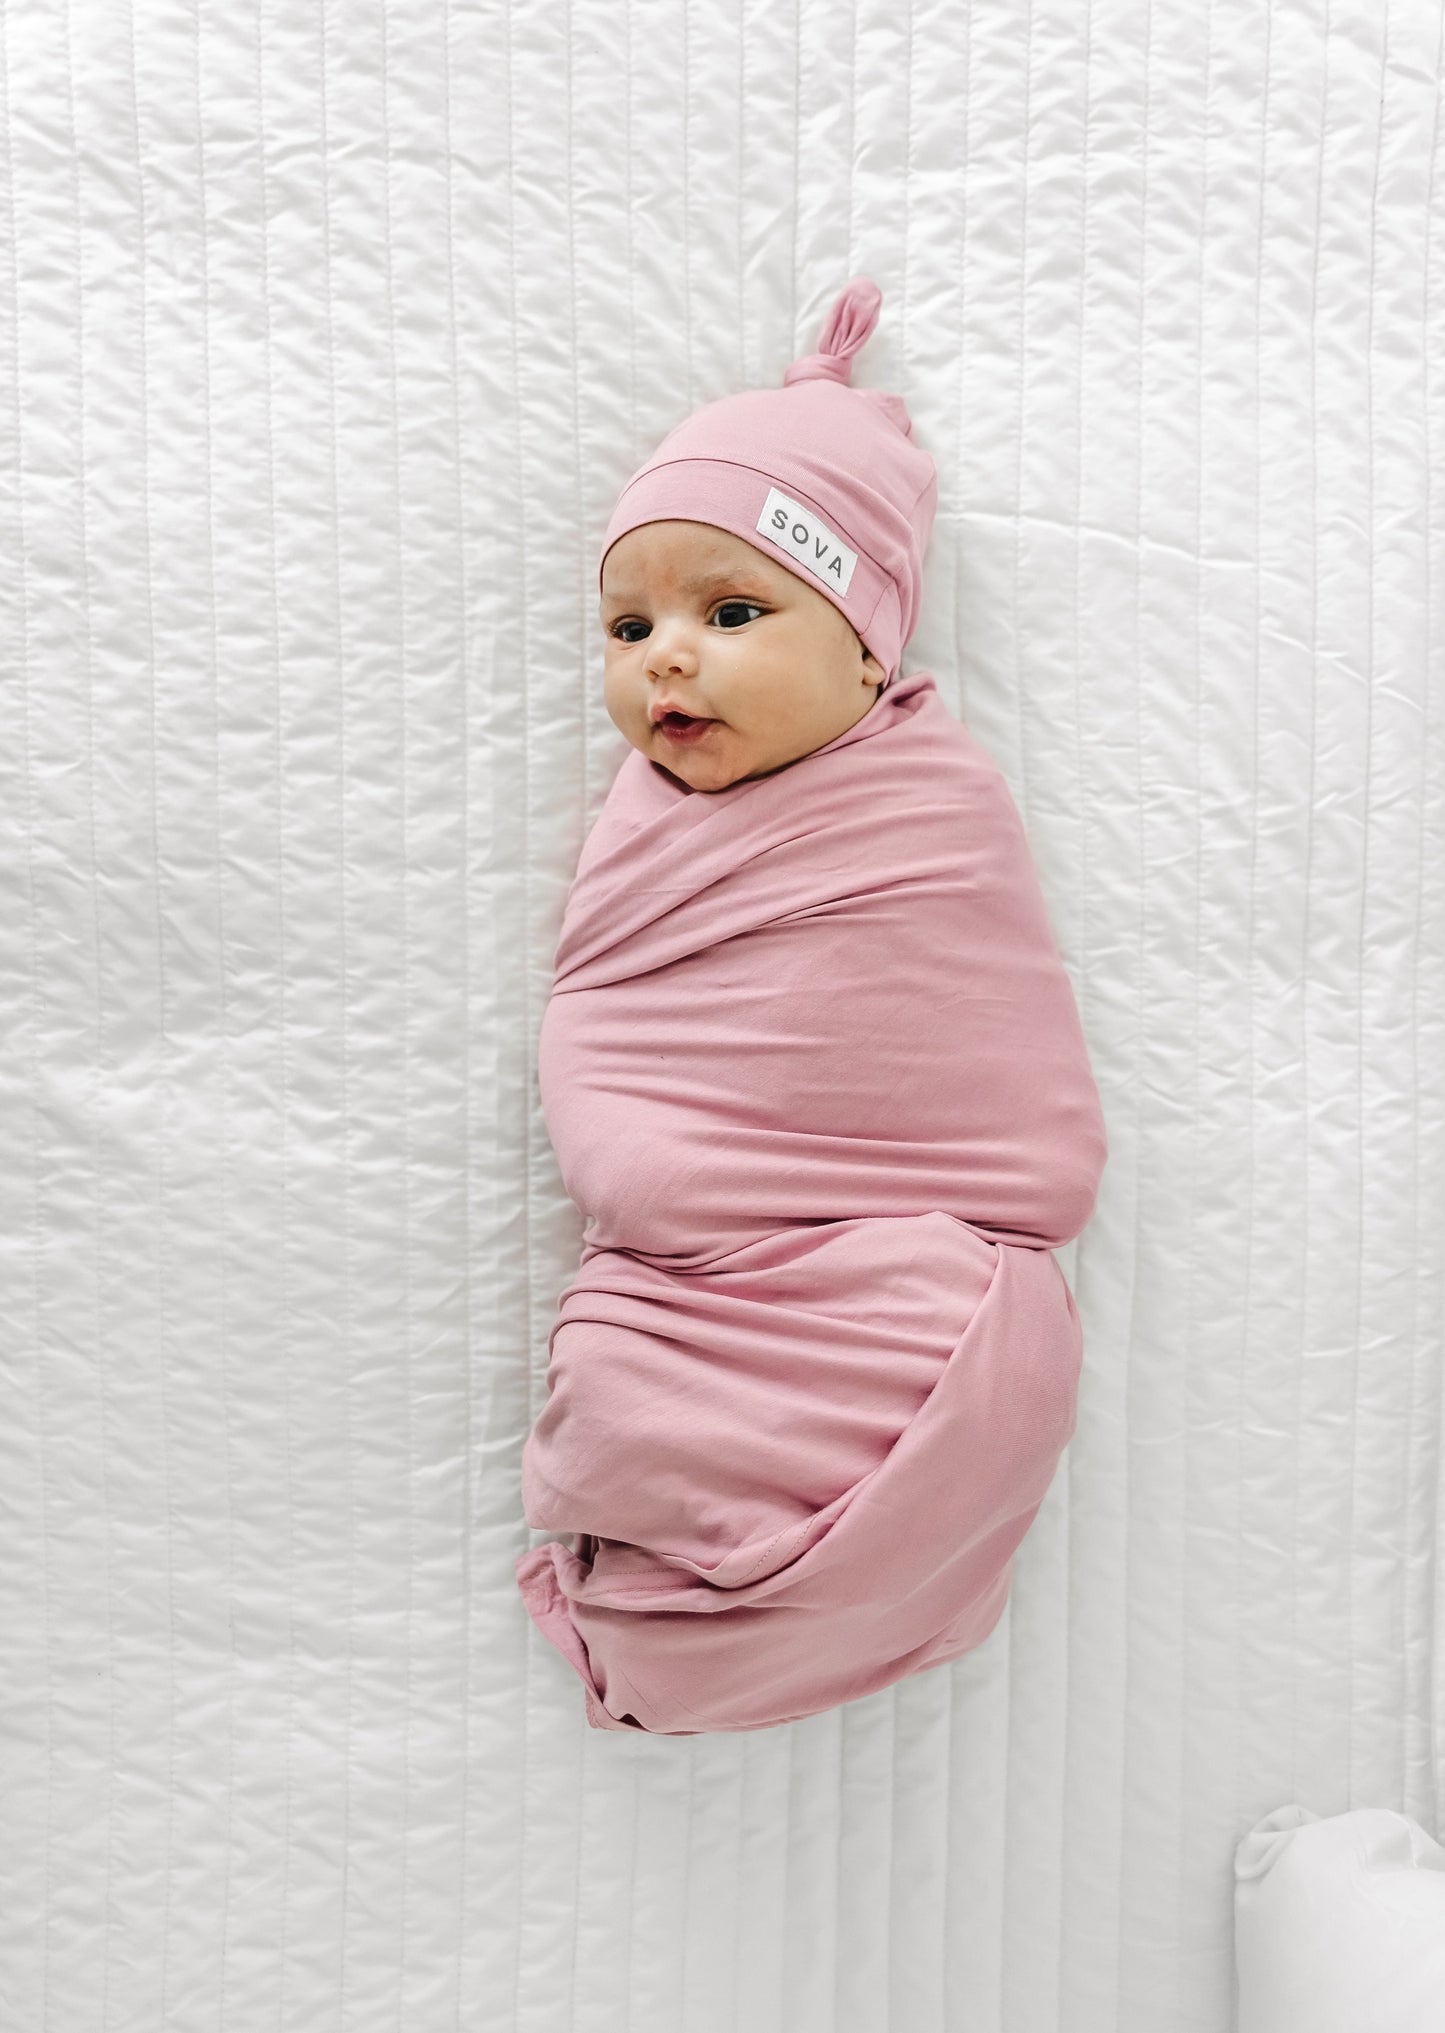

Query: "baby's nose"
left=645, top=626, right=698, bottom=676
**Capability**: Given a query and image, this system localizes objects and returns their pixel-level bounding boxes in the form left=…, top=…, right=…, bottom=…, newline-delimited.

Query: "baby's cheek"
left=601, top=660, right=647, bottom=723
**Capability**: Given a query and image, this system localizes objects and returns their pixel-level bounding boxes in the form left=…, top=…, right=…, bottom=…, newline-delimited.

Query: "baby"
left=515, top=279, right=1107, bottom=1735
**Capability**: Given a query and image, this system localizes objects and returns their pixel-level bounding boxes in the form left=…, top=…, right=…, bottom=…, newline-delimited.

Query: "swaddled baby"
left=515, top=280, right=1108, bottom=1734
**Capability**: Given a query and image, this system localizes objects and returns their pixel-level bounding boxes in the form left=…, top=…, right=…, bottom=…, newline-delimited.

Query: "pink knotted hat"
left=598, top=279, right=938, bottom=686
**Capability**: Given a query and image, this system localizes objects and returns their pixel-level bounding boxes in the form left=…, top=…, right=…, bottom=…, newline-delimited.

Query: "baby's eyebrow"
left=602, top=569, right=771, bottom=607
left=681, top=568, right=770, bottom=594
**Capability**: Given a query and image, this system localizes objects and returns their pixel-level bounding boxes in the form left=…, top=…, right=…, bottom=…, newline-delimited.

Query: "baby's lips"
left=650, top=702, right=715, bottom=725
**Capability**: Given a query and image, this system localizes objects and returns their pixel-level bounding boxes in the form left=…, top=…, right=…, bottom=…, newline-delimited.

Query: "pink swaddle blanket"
left=515, top=668, right=1107, bottom=1733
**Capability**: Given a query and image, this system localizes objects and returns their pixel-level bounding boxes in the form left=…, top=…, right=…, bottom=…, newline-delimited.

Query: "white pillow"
left=1234, top=1803, right=1445, bottom=2033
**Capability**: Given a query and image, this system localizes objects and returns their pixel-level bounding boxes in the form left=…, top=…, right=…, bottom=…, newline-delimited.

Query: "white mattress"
left=1, top=1, right=1441, bottom=2027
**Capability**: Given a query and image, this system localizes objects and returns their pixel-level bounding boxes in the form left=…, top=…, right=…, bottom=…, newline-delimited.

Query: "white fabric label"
left=755, top=486, right=858, bottom=595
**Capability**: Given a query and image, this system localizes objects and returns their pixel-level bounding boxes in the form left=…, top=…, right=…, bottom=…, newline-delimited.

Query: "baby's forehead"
left=601, top=523, right=781, bottom=601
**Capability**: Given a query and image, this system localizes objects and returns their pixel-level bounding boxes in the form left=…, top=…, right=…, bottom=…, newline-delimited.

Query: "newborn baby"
left=515, top=279, right=1107, bottom=1734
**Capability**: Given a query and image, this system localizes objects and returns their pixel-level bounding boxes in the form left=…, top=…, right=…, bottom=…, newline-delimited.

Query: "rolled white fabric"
left=1234, top=1804, right=1445, bottom=2033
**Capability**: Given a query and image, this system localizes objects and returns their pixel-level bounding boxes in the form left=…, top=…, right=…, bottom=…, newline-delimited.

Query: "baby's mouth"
left=653, top=710, right=718, bottom=744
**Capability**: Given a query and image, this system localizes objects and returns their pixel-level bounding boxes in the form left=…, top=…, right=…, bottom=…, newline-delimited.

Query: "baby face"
left=600, top=520, right=885, bottom=794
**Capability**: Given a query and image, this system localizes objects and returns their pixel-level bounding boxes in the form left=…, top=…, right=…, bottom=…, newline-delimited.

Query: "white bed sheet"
left=1, top=1, right=1441, bottom=2027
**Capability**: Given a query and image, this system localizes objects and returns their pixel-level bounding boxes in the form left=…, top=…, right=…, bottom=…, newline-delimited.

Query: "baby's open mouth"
left=655, top=711, right=717, bottom=743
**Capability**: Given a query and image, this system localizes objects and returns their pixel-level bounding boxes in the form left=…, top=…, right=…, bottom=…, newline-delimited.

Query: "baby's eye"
left=711, top=601, right=765, bottom=629
left=610, top=619, right=650, bottom=643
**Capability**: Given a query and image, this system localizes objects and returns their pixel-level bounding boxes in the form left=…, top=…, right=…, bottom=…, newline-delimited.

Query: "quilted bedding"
left=1, top=1, right=1440, bottom=2027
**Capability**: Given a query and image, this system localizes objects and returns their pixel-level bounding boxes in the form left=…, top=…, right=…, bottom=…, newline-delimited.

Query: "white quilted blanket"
left=1, top=2, right=1440, bottom=2027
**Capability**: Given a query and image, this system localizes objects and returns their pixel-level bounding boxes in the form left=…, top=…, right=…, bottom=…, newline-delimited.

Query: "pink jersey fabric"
left=514, top=670, right=1107, bottom=1733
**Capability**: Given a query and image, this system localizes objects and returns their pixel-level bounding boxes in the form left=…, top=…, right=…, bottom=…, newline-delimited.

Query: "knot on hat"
left=782, top=276, right=883, bottom=387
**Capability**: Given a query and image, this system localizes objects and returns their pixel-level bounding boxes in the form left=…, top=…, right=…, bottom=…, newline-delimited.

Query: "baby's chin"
left=645, top=723, right=802, bottom=793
